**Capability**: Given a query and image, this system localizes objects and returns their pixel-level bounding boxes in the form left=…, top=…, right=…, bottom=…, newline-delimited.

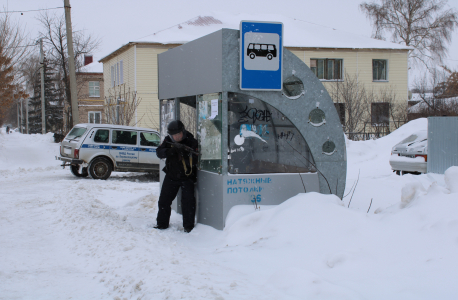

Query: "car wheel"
left=89, top=157, right=112, bottom=180
left=70, top=165, right=89, bottom=177
left=395, top=170, right=400, bottom=175
left=249, top=53, right=256, bottom=59
left=267, top=53, right=273, bottom=60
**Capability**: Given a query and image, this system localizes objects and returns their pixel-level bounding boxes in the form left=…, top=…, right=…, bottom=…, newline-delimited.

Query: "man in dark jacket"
left=155, top=120, right=198, bottom=233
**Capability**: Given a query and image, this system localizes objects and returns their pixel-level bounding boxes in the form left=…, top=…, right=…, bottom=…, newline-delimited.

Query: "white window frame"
left=88, top=111, right=102, bottom=124
left=120, top=60, right=124, bottom=84
left=111, top=60, right=124, bottom=87
left=373, top=59, right=389, bottom=82
left=111, top=66, right=115, bottom=87
left=88, top=81, right=100, bottom=97
left=310, top=58, right=344, bottom=82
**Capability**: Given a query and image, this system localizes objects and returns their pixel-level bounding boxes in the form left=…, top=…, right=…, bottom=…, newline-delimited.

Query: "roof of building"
left=100, top=12, right=411, bottom=63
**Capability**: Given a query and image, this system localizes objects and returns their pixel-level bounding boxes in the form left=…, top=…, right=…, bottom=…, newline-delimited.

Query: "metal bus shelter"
left=158, top=28, right=346, bottom=230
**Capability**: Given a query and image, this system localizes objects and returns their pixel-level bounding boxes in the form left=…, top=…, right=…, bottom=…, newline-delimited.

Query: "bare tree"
left=360, top=0, right=458, bottom=69
left=180, top=103, right=197, bottom=137
left=105, top=84, right=143, bottom=126
left=329, top=73, right=371, bottom=138
left=376, top=86, right=407, bottom=129
left=414, top=67, right=448, bottom=111
left=0, top=13, right=30, bottom=125
left=37, top=11, right=100, bottom=128
left=0, top=13, right=32, bottom=82
left=410, top=66, right=458, bottom=118
left=434, top=65, right=458, bottom=98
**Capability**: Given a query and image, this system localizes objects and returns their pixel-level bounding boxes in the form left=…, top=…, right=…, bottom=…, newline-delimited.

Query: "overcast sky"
left=2, top=0, right=458, bottom=86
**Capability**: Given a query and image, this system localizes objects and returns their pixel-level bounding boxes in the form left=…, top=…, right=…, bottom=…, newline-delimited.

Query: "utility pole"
left=26, top=98, right=29, bottom=134
left=40, top=38, right=46, bottom=134
left=17, top=101, right=19, bottom=131
left=20, top=99, right=23, bottom=133
left=64, top=0, right=79, bottom=127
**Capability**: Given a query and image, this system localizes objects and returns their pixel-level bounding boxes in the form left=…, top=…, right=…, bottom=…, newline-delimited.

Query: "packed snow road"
left=0, top=133, right=277, bottom=299
left=1, top=120, right=458, bottom=300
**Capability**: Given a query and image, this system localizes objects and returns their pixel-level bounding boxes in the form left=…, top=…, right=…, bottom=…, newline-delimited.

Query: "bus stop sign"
left=240, top=21, right=283, bottom=91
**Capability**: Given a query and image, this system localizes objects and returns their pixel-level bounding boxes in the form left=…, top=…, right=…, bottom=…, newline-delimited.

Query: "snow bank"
left=444, top=166, right=458, bottom=193
left=216, top=176, right=458, bottom=299
left=0, top=132, right=60, bottom=173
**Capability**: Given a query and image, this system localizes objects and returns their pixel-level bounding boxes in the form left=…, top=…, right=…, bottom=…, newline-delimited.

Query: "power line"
left=0, top=7, right=64, bottom=14
left=2, top=44, right=39, bottom=50
left=136, top=16, right=202, bottom=40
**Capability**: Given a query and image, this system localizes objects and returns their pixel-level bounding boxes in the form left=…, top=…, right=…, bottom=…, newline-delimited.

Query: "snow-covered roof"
left=100, top=12, right=411, bottom=63
left=408, top=94, right=458, bottom=113
left=141, top=12, right=411, bottom=50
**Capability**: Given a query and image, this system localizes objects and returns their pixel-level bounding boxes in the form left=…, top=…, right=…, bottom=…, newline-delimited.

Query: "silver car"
left=56, top=124, right=161, bottom=179
left=389, top=130, right=427, bottom=175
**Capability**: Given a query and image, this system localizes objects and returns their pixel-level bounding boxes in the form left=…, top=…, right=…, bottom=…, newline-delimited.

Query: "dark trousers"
left=157, top=174, right=196, bottom=229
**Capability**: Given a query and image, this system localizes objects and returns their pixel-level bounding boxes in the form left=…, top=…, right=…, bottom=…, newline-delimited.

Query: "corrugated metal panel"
left=427, top=117, right=458, bottom=174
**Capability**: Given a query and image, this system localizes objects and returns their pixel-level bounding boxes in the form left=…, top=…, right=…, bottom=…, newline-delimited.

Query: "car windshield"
left=66, top=127, right=87, bottom=139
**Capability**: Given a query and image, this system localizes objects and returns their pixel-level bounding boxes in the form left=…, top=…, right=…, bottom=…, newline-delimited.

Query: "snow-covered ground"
left=1, top=119, right=458, bottom=300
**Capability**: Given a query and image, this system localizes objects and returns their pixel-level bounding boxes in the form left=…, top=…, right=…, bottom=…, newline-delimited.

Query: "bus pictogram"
left=247, top=43, right=277, bottom=60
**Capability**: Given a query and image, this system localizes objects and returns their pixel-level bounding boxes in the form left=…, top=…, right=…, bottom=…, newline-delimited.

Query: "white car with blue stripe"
left=56, top=124, right=161, bottom=179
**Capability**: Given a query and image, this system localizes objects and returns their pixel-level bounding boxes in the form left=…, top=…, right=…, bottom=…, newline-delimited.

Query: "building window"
left=111, top=60, right=124, bottom=87
left=120, top=60, right=123, bottom=84
left=373, top=59, right=387, bottom=81
left=111, top=66, right=115, bottom=87
left=371, top=102, right=389, bottom=126
left=89, top=81, right=100, bottom=97
left=310, top=59, right=343, bottom=80
left=334, top=103, right=345, bottom=126
left=88, top=111, right=101, bottom=124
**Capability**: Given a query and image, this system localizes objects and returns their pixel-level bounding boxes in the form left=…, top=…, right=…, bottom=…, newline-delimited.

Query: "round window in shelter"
left=282, top=76, right=304, bottom=98
left=309, top=108, right=326, bottom=126
left=322, top=140, right=336, bottom=155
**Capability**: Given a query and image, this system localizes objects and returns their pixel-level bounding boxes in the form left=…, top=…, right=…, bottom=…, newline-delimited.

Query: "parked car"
left=56, top=124, right=161, bottom=179
left=389, top=130, right=427, bottom=175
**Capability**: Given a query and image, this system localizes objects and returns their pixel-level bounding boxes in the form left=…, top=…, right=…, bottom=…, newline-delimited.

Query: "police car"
left=56, top=124, right=161, bottom=179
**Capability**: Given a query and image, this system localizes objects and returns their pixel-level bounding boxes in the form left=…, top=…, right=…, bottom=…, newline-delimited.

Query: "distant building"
left=63, top=72, right=105, bottom=132
left=99, top=14, right=410, bottom=134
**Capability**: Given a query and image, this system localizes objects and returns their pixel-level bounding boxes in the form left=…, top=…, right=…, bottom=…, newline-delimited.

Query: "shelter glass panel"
left=197, top=93, right=222, bottom=173
left=160, top=99, right=176, bottom=142
left=228, top=92, right=316, bottom=174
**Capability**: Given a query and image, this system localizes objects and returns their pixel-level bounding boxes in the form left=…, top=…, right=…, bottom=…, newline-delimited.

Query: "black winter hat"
left=167, top=120, right=185, bottom=135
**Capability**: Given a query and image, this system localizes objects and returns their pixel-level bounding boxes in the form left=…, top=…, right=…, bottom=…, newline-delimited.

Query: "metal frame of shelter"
left=158, top=29, right=347, bottom=230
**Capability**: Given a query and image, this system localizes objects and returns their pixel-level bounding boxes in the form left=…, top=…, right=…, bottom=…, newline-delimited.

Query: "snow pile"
left=0, top=131, right=60, bottom=173
left=2, top=120, right=458, bottom=299
left=401, top=181, right=426, bottom=206
left=444, top=166, right=458, bottom=193
left=216, top=173, right=458, bottom=299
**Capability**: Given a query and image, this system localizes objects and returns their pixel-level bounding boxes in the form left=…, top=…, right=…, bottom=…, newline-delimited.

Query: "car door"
left=138, top=131, right=161, bottom=170
left=80, top=128, right=111, bottom=162
left=110, top=129, right=139, bottom=169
